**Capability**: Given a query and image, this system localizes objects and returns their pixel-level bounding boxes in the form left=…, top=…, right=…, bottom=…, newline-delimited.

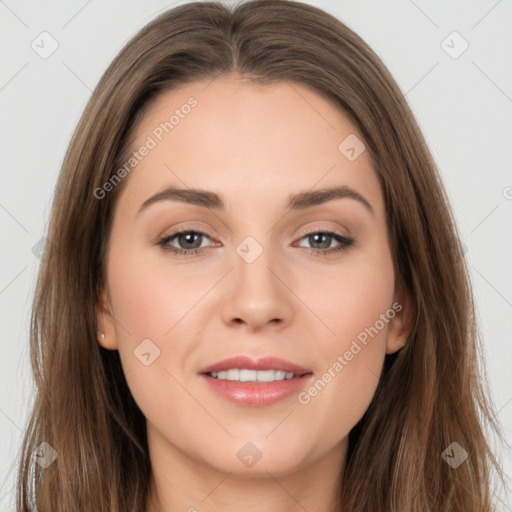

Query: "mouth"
left=198, top=355, right=314, bottom=407
left=204, top=369, right=309, bottom=382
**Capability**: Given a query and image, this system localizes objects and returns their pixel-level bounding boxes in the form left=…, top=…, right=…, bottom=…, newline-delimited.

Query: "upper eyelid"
left=299, top=225, right=349, bottom=237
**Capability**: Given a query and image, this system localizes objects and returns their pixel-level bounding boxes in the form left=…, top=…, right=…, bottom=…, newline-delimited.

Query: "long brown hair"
left=16, top=1, right=509, bottom=510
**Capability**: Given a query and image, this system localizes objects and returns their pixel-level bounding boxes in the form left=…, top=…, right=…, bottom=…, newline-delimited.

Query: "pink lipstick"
left=198, top=355, right=314, bottom=407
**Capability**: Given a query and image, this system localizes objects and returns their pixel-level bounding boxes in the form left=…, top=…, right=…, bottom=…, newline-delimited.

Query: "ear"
left=96, top=281, right=118, bottom=350
left=386, top=279, right=415, bottom=354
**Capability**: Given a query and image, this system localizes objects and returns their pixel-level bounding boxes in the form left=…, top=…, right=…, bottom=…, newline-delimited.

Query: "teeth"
left=240, top=369, right=256, bottom=382
left=226, top=369, right=239, bottom=380
left=209, top=369, right=298, bottom=382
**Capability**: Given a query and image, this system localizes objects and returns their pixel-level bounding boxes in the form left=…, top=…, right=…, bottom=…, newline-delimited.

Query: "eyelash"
left=156, top=227, right=355, bottom=257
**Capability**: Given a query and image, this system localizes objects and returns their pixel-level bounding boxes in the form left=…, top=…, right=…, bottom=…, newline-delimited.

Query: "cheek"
left=300, top=246, right=395, bottom=346
left=294, top=248, right=394, bottom=435
left=107, top=245, right=206, bottom=339
left=105, top=247, right=185, bottom=381
left=105, top=244, right=220, bottom=400
left=105, top=252, right=195, bottom=426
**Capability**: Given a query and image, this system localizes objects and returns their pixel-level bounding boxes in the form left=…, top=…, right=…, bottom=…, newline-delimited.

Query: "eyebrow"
left=137, top=185, right=374, bottom=216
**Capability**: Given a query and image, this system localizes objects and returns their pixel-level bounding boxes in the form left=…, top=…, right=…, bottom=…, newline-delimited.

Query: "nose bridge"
left=234, top=232, right=282, bottom=300
left=221, top=231, right=294, bottom=329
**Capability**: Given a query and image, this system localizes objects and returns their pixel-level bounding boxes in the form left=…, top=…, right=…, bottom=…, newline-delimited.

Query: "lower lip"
left=199, top=373, right=313, bottom=407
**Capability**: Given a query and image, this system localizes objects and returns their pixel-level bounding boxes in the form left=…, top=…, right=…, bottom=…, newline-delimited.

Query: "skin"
left=97, top=73, right=413, bottom=512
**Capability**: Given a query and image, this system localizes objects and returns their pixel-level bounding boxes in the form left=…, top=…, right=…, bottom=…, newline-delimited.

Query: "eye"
left=156, top=227, right=355, bottom=257
left=157, top=228, right=215, bottom=256
left=294, top=230, right=354, bottom=256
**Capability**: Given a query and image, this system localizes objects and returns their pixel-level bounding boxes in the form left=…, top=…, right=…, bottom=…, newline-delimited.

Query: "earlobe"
left=96, top=282, right=118, bottom=350
left=386, top=280, right=415, bottom=354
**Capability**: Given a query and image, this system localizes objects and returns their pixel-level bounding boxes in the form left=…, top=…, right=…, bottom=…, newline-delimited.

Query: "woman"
left=16, top=1, right=508, bottom=511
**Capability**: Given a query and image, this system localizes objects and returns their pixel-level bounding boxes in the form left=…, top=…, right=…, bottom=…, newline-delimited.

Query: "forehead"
left=116, top=74, right=383, bottom=218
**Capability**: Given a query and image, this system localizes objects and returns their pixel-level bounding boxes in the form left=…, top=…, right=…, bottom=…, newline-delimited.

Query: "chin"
left=198, top=438, right=311, bottom=477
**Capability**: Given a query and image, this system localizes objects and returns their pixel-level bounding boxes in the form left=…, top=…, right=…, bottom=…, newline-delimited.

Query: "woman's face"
left=98, top=74, right=410, bottom=477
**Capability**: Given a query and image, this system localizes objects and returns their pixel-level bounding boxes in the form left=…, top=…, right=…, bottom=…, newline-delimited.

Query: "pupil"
left=311, top=233, right=330, bottom=249
left=180, top=233, right=201, bottom=249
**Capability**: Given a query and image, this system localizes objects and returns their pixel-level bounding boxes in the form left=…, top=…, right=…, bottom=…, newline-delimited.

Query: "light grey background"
left=1, top=0, right=511, bottom=510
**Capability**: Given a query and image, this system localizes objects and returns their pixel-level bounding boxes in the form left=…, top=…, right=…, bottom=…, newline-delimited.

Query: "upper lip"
left=199, top=356, right=312, bottom=375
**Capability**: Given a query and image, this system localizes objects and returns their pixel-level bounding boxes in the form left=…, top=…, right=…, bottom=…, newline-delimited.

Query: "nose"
left=220, top=243, right=294, bottom=332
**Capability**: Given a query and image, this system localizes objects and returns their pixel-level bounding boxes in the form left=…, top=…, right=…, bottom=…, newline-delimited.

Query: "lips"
left=198, top=355, right=312, bottom=376
left=198, top=355, right=314, bottom=407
